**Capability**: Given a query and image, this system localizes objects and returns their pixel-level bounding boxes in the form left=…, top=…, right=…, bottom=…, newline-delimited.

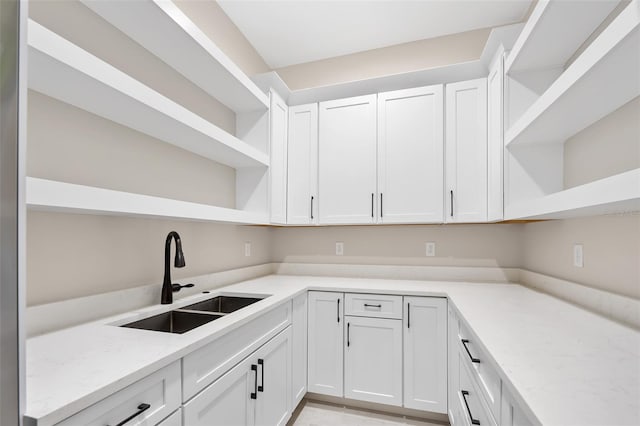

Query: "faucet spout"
left=161, top=231, right=185, bottom=304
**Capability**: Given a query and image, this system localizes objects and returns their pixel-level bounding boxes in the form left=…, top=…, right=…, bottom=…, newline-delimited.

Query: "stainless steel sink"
left=182, top=295, right=264, bottom=314
left=121, top=310, right=222, bottom=334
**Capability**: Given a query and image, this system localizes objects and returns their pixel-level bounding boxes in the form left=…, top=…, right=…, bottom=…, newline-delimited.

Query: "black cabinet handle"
left=337, top=298, right=340, bottom=323
left=347, top=322, right=350, bottom=347
left=461, top=339, right=481, bottom=363
left=109, top=403, right=151, bottom=426
left=363, top=303, right=381, bottom=308
left=310, top=196, right=314, bottom=220
left=371, top=193, right=374, bottom=217
left=461, top=390, right=480, bottom=425
left=250, top=364, right=258, bottom=399
left=407, top=303, right=410, bottom=329
left=450, top=190, right=454, bottom=217
left=380, top=193, right=383, bottom=218
left=257, top=359, right=264, bottom=392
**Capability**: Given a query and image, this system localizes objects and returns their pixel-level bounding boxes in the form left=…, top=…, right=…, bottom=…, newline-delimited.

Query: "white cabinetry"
left=157, top=409, right=182, bottom=426
left=183, top=327, right=292, bottom=426
left=307, top=291, right=344, bottom=396
left=344, top=316, right=403, bottom=406
left=445, top=78, right=488, bottom=223
left=287, top=103, right=318, bottom=224
left=403, top=297, right=447, bottom=413
left=270, top=90, right=288, bottom=224
left=319, top=95, right=377, bottom=224
left=291, top=293, right=308, bottom=408
left=377, top=85, right=444, bottom=223
left=501, top=385, right=534, bottom=426
left=487, top=48, right=505, bottom=222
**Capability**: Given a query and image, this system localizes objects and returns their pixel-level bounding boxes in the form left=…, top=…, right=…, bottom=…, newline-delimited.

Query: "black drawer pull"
left=407, top=303, right=410, bottom=329
left=310, top=196, right=314, bottom=220
left=109, top=403, right=151, bottom=426
left=258, top=358, right=265, bottom=392
left=363, top=303, right=382, bottom=308
left=380, top=193, right=383, bottom=218
left=250, top=364, right=258, bottom=399
left=450, top=190, right=454, bottom=217
left=371, top=193, right=374, bottom=217
left=337, top=298, right=340, bottom=323
left=461, top=390, right=480, bottom=425
left=461, top=339, right=481, bottom=363
left=347, top=322, right=350, bottom=347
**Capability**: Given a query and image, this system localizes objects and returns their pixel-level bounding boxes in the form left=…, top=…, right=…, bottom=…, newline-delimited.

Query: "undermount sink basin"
left=183, top=295, right=264, bottom=314
left=121, top=310, right=222, bottom=334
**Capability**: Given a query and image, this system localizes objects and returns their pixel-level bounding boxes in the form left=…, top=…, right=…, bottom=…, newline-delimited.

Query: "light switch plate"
left=244, top=242, right=251, bottom=257
left=426, top=242, right=436, bottom=257
left=573, top=244, right=583, bottom=267
left=336, top=242, right=344, bottom=256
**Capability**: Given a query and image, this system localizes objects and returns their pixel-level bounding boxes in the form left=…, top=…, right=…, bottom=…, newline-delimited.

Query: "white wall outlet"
left=335, top=242, right=344, bottom=256
left=426, top=242, right=436, bottom=257
left=244, top=242, right=251, bottom=257
left=573, top=244, right=583, bottom=268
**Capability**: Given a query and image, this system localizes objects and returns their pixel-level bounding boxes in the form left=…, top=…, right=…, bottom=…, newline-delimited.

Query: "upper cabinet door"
left=445, top=78, right=488, bottom=223
left=287, top=103, right=318, bottom=225
left=319, top=95, right=377, bottom=224
left=270, top=90, right=288, bottom=224
left=487, top=48, right=505, bottom=222
left=378, top=85, right=444, bottom=224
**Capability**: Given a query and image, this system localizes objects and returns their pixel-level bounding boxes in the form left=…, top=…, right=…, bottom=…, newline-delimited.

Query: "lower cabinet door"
left=344, top=316, right=402, bottom=406
left=183, top=353, right=256, bottom=426
left=291, top=293, right=308, bottom=409
left=448, top=306, right=463, bottom=426
left=255, top=327, right=292, bottom=426
left=403, top=296, right=447, bottom=413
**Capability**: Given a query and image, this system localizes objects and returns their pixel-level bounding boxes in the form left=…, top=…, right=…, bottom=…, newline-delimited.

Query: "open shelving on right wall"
left=503, top=0, right=640, bottom=220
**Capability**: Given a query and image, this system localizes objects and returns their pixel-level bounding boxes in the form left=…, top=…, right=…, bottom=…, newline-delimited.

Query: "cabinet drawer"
left=457, top=355, right=497, bottom=426
left=183, top=302, right=291, bottom=401
left=458, top=321, right=501, bottom=420
left=345, top=293, right=402, bottom=319
left=57, top=361, right=181, bottom=426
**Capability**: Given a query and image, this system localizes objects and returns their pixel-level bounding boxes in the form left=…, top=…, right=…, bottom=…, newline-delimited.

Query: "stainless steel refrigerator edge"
left=1, top=0, right=27, bottom=424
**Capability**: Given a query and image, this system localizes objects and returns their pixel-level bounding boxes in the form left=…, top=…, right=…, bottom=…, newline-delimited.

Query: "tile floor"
left=289, top=400, right=447, bottom=426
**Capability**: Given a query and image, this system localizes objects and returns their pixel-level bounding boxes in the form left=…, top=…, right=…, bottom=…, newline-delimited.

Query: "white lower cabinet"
left=307, top=291, right=344, bottom=397
left=448, top=306, right=463, bottom=426
left=183, top=327, right=292, bottom=426
left=403, top=297, right=447, bottom=413
left=457, top=352, right=497, bottom=426
left=158, top=409, right=182, bottom=426
left=344, top=316, right=403, bottom=406
left=57, top=361, right=181, bottom=426
left=291, top=293, right=308, bottom=408
left=500, top=385, right=534, bottom=426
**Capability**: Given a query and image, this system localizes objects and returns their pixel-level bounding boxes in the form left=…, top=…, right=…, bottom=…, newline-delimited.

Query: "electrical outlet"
left=426, top=242, right=436, bottom=257
left=573, top=244, right=583, bottom=267
left=244, top=242, right=251, bottom=257
left=335, top=242, right=344, bottom=256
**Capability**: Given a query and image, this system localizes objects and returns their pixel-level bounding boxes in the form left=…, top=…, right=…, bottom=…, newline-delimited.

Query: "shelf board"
left=505, top=169, right=640, bottom=220
left=26, top=178, right=269, bottom=225
left=505, top=0, right=640, bottom=147
left=28, top=19, right=269, bottom=169
left=82, top=0, right=269, bottom=113
left=505, top=0, right=620, bottom=74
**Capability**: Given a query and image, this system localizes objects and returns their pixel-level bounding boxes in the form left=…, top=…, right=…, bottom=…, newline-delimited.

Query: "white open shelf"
left=26, top=177, right=269, bottom=225
left=505, top=0, right=620, bottom=74
left=28, top=19, right=269, bottom=169
left=82, top=0, right=268, bottom=113
left=505, top=0, right=640, bottom=146
left=505, top=169, right=640, bottom=220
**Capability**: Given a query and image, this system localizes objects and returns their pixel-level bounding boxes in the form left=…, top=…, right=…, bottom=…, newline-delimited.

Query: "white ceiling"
left=217, top=0, right=533, bottom=69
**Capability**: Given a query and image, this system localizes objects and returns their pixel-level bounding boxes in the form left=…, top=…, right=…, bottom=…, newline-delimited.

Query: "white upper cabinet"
left=377, top=86, right=444, bottom=223
left=445, top=78, right=488, bottom=223
left=487, top=48, right=505, bottom=222
left=270, top=90, right=288, bottom=224
left=287, top=103, right=319, bottom=225
left=319, top=95, right=377, bottom=224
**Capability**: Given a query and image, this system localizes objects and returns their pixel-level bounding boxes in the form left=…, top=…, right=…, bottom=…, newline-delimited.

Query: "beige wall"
left=271, top=224, right=523, bottom=268
left=522, top=215, right=640, bottom=299
left=275, top=28, right=491, bottom=91
left=564, top=96, right=640, bottom=189
left=27, top=212, right=272, bottom=306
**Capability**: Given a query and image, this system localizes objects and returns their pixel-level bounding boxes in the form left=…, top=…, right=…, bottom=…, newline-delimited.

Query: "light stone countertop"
left=25, top=275, right=640, bottom=426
